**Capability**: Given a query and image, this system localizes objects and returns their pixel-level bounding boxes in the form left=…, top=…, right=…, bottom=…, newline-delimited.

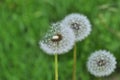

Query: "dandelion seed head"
left=62, top=13, right=91, bottom=41
left=40, top=22, right=75, bottom=55
left=87, top=50, right=117, bottom=77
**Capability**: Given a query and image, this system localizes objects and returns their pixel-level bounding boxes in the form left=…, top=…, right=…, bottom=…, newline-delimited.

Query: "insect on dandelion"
left=40, top=22, right=75, bottom=54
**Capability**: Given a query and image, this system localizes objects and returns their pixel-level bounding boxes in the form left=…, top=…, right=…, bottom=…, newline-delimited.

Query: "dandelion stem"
left=98, top=77, right=103, bottom=80
left=55, top=53, right=58, bottom=80
left=73, top=44, right=77, bottom=80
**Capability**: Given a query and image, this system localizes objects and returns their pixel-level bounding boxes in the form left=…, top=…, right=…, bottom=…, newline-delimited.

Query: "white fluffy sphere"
left=61, top=13, right=91, bottom=41
left=40, top=22, right=75, bottom=55
left=87, top=50, right=117, bottom=77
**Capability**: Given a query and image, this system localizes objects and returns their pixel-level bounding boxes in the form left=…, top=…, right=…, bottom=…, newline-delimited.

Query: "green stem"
left=55, top=53, right=58, bottom=80
left=73, top=44, right=77, bottom=80
left=98, top=77, right=103, bottom=80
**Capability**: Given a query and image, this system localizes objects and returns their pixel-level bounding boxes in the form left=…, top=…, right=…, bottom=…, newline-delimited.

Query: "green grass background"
left=0, top=0, right=120, bottom=80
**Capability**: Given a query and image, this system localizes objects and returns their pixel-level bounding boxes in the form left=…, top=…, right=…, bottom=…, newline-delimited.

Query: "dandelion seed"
left=40, top=22, right=75, bottom=55
left=87, top=50, right=117, bottom=77
left=62, top=13, right=91, bottom=41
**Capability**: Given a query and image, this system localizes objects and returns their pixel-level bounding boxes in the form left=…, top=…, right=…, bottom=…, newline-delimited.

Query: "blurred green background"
left=0, top=0, right=120, bottom=80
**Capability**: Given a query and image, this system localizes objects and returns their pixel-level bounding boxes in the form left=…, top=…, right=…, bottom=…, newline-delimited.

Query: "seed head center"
left=71, top=23, right=80, bottom=30
left=97, top=59, right=106, bottom=66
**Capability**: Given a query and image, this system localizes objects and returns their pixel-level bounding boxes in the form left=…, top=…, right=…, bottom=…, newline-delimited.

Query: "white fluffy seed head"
left=61, top=13, right=91, bottom=41
left=39, top=22, right=75, bottom=55
left=87, top=50, right=117, bottom=77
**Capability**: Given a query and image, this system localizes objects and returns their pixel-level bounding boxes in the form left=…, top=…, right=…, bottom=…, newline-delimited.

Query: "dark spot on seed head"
left=51, top=34, right=62, bottom=42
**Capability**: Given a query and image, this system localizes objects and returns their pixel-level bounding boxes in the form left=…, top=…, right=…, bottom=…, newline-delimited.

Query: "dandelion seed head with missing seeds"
left=61, top=13, right=91, bottom=41
left=40, top=22, right=75, bottom=55
left=87, top=50, right=117, bottom=77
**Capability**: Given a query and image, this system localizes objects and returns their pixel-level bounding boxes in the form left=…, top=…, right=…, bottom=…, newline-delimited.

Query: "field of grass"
left=0, top=0, right=120, bottom=80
